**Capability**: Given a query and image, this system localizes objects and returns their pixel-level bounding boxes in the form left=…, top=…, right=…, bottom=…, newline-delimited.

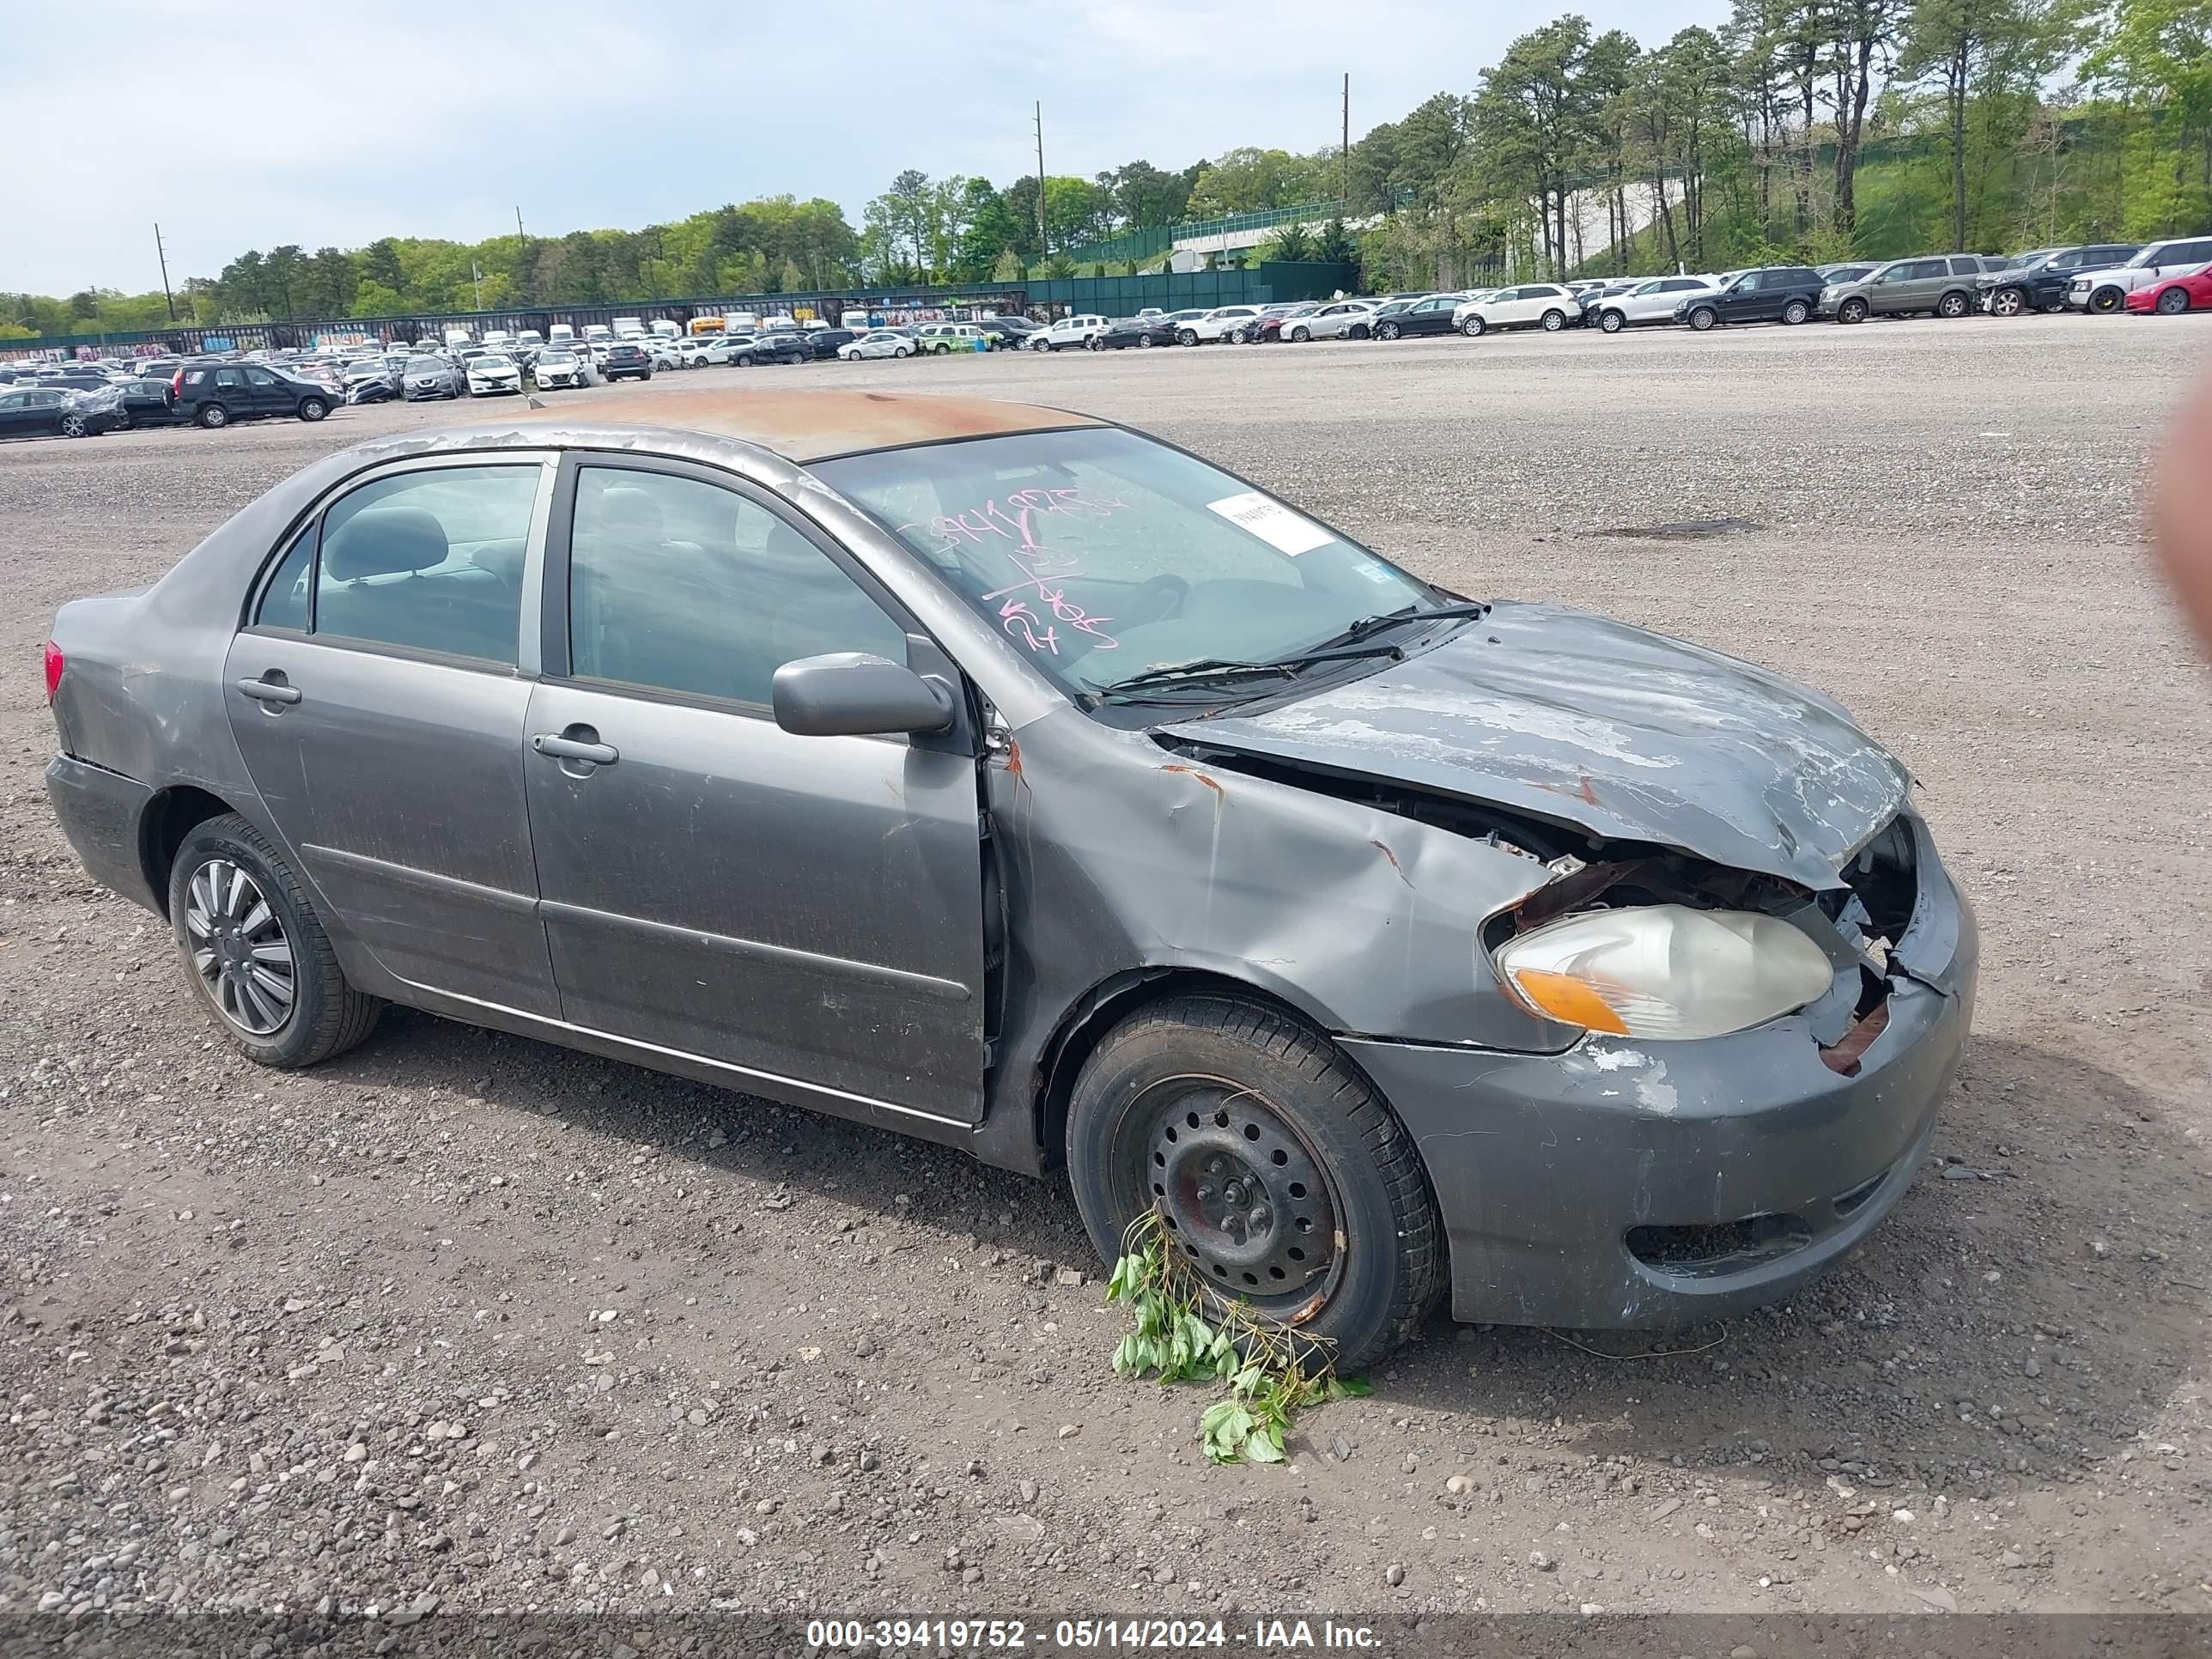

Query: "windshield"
left=406, top=357, right=444, bottom=371
left=814, top=427, right=1438, bottom=699
left=540, top=352, right=575, bottom=365
left=477, top=355, right=514, bottom=368
left=2124, top=246, right=2164, bottom=267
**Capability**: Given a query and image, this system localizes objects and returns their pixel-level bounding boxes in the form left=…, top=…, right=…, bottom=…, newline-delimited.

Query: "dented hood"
left=1161, top=601, right=1910, bottom=889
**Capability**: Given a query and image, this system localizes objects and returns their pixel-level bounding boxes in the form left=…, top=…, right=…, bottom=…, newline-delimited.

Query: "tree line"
left=9, top=0, right=2212, bottom=337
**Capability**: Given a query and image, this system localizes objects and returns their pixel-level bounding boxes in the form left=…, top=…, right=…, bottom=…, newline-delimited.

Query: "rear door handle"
left=532, top=732, right=618, bottom=765
left=234, top=677, right=301, bottom=705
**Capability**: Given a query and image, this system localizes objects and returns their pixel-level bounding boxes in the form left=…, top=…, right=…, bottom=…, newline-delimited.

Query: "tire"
left=1376, top=320, right=1401, bottom=340
left=1065, top=994, right=1443, bottom=1373
left=1687, top=306, right=1717, bottom=332
left=1290, top=325, right=1310, bottom=342
left=168, top=812, right=382, bottom=1069
left=1598, top=309, right=1625, bottom=333
left=1088, top=335, right=1105, bottom=351
left=59, top=413, right=88, bottom=438
left=1178, top=330, right=1199, bottom=347
left=1540, top=308, right=1566, bottom=331
left=197, top=402, right=229, bottom=428
left=2039, top=298, right=2069, bottom=315
left=1348, top=324, right=1370, bottom=339
left=1781, top=299, right=1811, bottom=325
left=1138, top=333, right=1154, bottom=347
left=296, top=396, right=329, bottom=422
left=1459, top=316, right=1486, bottom=337
left=735, top=354, right=754, bottom=367
left=2158, top=284, right=2192, bottom=315
left=1837, top=297, right=1869, bottom=325
left=1936, top=290, right=1970, bottom=319
left=895, top=345, right=912, bottom=357
left=2088, top=286, right=2124, bottom=314
left=1990, top=287, right=2027, bottom=318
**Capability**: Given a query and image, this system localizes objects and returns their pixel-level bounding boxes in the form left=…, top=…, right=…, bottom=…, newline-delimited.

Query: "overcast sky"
left=3, top=0, right=1716, bottom=297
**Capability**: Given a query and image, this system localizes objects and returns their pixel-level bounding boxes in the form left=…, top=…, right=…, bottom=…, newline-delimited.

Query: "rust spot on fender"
left=1160, top=763, right=1224, bottom=798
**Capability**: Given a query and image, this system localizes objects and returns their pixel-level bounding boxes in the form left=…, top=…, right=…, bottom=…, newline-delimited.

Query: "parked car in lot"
left=599, top=343, right=654, bottom=382
left=806, top=328, right=859, bottom=360
left=2069, top=235, right=2212, bottom=313
left=1589, top=276, right=1721, bottom=333
left=0, top=386, right=127, bottom=439
left=1283, top=300, right=1377, bottom=341
left=403, top=356, right=465, bottom=400
left=529, top=350, right=586, bottom=389
left=1373, top=293, right=1464, bottom=339
left=465, top=355, right=525, bottom=397
left=1674, top=266, right=1826, bottom=331
left=1030, top=314, right=1109, bottom=351
left=1979, top=244, right=2140, bottom=315
left=838, top=331, right=915, bottom=361
left=1095, top=315, right=1180, bottom=349
left=976, top=317, right=1041, bottom=349
left=1177, top=306, right=1262, bottom=345
left=1820, top=255, right=1993, bottom=323
left=730, top=331, right=811, bottom=366
left=2126, top=268, right=2212, bottom=314
left=343, top=359, right=400, bottom=399
left=1250, top=303, right=1319, bottom=342
left=172, top=362, right=334, bottom=428
left=37, top=387, right=1974, bottom=1369
left=1455, top=283, right=1578, bottom=336
left=915, top=322, right=991, bottom=355
left=115, top=377, right=185, bottom=426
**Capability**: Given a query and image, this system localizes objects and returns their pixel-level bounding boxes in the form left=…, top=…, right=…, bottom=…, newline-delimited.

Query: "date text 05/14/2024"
left=803, top=1618, right=1382, bottom=1650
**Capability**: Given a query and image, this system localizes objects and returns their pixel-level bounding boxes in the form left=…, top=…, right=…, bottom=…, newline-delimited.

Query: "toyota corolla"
left=40, top=389, right=1974, bottom=1366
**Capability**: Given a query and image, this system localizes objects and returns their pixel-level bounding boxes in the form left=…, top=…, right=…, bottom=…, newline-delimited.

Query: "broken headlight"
left=1492, top=904, right=1833, bottom=1041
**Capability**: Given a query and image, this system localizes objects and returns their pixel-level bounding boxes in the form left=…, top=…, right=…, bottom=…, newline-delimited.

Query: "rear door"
left=521, top=455, right=988, bottom=1124
left=222, top=456, right=560, bottom=1012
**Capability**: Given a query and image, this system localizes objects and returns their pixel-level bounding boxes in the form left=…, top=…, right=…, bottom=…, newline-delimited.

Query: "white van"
left=723, top=311, right=760, bottom=335
left=649, top=319, right=681, bottom=341
left=547, top=324, right=575, bottom=344
left=482, top=329, right=514, bottom=350
left=516, top=329, right=544, bottom=349
left=442, top=328, right=472, bottom=348
left=582, top=323, right=613, bottom=344
left=611, top=316, right=645, bottom=339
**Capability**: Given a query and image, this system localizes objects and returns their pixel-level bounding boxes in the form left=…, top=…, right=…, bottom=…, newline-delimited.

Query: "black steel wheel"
left=2088, top=286, right=2124, bottom=314
left=1066, top=994, right=1443, bottom=1370
left=168, top=812, right=381, bottom=1067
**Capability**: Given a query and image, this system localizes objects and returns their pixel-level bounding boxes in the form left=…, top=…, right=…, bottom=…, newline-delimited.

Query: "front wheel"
left=1290, top=325, right=1310, bottom=342
left=1837, top=297, right=1869, bottom=325
left=1459, top=316, right=1486, bottom=337
left=1376, top=320, right=1401, bottom=340
left=2159, top=284, right=2193, bottom=315
left=1066, top=994, right=1443, bottom=1373
left=1088, top=335, right=1106, bottom=351
left=1178, top=330, right=1199, bottom=347
left=296, top=396, right=329, bottom=422
left=2088, top=287, right=2124, bottom=314
left=735, top=354, right=754, bottom=367
left=1687, top=307, right=1717, bottom=332
left=1990, top=287, right=2026, bottom=318
left=1598, top=309, right=1625, bottom=334
left=169, top=813, right=383, bottom=1069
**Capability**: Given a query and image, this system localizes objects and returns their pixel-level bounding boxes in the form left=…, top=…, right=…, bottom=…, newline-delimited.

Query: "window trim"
left=538, top=450, right=940, bottom=725
left=234, top=452, right=558, bottom=678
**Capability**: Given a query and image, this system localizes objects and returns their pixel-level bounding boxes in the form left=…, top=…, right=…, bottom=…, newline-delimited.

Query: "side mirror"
left=772, top=653, right=957, bottom=738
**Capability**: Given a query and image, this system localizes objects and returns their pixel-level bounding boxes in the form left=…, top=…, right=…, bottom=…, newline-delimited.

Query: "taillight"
left=42, top=640, right=64, bottom=702
left=171, top=369, right=184, bottom=398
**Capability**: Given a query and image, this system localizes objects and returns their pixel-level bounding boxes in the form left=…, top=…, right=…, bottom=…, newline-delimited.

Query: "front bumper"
left=46, top=755, right=157, bottom=914
left=1341, top=817, right=1978, bottom=1331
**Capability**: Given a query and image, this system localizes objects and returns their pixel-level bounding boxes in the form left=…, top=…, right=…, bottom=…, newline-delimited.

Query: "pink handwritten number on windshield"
left=901, top=487, right=1131, bottom=657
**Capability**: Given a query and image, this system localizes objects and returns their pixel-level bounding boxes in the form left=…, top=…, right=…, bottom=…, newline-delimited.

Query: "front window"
left=815, top=427, right=1441, bottom=702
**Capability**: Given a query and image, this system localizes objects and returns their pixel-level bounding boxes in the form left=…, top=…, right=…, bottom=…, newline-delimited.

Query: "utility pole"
left=154, top=222, right=176, bottom=321
left=514, top=206, right=529, bottom=302
left=471, top=262, right=483, bottom=313
left=1034, top=101, right=1048, bottom=262
left=1342, top=74, right=1350, bottom=207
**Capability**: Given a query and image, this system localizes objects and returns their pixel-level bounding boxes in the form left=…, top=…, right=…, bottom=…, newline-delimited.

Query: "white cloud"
left=0, top=0, right=1711, bottom=295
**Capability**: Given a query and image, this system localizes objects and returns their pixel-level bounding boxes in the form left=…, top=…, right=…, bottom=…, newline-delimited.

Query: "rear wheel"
left=168, top=813, right=382, bottom=1069
left=1138, top=333, right=1154, bottom=347
left=2158, top=284, right=2193, bottom=315
left=197, top=403, right=229, bottom=428
left=1936, top=290, right=1970, bottom=319
left=1065, top=994, right=1443, bottom=1372
left=1781, top=299, right=1811, bottom=325
left=59, top=412, right=88, bottom=438
left=1540, top=308, right=1566, bottom=331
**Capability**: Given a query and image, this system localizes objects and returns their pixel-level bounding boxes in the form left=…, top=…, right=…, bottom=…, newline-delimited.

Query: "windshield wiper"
left=1307, top=600, right=1490, bottom=653
left=1091, top=643, right=1409, bottom=705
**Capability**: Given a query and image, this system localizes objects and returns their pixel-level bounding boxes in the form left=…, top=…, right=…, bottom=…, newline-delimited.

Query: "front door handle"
left=532, top=730, right=618, bottom=766
left=235, top=676, right=301, bottom=705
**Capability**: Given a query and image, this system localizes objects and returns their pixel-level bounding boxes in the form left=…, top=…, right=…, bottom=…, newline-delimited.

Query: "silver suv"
left=1820, top=255, right=2000, bottom=323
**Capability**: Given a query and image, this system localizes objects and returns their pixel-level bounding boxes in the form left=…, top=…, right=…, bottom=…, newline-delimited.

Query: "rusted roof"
left=518, top=386, right=1103, bottom=461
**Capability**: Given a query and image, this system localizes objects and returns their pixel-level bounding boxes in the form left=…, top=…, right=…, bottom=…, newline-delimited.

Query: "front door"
left=522, top=457, right=988, bottom=1125
left=241, top=365, right=290, bottom=415
left=222, top=457, right=560, bottom=1012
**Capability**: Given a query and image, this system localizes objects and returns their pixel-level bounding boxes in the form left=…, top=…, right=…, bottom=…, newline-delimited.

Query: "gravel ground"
left=3, top=316, right=2210, bottom=1626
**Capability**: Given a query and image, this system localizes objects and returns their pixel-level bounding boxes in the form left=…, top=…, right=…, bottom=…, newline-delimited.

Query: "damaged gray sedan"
left=41, top=388, right=1975, bottom=1367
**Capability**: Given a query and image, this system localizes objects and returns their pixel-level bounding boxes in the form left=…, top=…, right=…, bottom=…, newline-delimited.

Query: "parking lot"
left=3, top=315, right=2209, bottom=1623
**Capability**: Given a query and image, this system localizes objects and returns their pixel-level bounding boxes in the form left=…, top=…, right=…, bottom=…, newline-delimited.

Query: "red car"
left=2126, top=270, right=2212, bottom=315
left=1252, top=304, right=1320, bottom=343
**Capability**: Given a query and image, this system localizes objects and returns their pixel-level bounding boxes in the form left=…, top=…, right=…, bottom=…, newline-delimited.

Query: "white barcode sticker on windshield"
left=1206, top=490, right=1336, bottom=556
